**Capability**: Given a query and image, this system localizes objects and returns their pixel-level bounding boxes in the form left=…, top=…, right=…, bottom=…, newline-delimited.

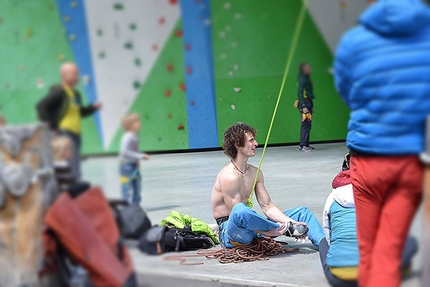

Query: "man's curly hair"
left=222, top=122, right=257, bottom=159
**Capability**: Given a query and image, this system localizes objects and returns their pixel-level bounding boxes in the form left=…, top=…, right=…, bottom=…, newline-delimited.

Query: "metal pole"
left=421, top=116, right=430, bottom=287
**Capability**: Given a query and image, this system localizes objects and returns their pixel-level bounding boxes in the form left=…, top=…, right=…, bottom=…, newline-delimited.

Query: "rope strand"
left=247, top=0, right=309, bottom=208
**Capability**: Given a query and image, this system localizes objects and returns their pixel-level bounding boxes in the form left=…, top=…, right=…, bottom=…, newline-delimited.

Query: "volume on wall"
left=0, top=0, right=366, bottom=154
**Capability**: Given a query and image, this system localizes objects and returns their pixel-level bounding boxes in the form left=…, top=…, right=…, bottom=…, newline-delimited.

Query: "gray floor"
left=82, top=143, right=422, bottom=287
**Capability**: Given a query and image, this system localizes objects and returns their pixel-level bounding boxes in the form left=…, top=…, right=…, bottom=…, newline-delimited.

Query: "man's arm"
left=254, top=170, right=296, bottom=224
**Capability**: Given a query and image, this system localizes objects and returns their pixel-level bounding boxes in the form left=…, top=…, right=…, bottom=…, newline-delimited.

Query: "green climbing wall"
left=107, top=22, right=188, bottom=152
left=0, top=0, right=102, bottom=154
left=212, top=0, right=349, bottom=146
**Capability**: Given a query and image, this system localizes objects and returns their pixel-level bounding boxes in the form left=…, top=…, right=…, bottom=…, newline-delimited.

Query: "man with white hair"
left=37, top=62, right=102, bottom=181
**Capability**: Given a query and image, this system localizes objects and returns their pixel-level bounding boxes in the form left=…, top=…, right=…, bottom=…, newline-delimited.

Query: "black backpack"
left=110, top=201, right=152, bottom=239
left=138, top=225, right=215, bottom=255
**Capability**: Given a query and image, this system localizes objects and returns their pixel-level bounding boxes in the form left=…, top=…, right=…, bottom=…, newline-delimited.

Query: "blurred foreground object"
left=0, top=124, right=58, bottom=286
left=421, top=116, right=430, bottom=287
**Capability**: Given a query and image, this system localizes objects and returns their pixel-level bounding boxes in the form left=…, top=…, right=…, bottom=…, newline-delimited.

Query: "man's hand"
left=302, top=107, right=309, bottom=113
left=143, top=154, right=150, bottom=161
left=258, top=223, right=289, bottom=237
left=93, top=101, right=103, bottom=110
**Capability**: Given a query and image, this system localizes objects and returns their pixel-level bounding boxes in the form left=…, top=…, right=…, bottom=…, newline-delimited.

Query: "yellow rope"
left=247, top=0, right=308, bottom=208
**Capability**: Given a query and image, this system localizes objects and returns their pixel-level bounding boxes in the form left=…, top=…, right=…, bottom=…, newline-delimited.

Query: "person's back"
left=335, top=0, right=430, bottom=155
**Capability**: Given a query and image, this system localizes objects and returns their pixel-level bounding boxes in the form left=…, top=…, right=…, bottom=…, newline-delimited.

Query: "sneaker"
left=309, top=145, right=316, bottom=150
left=284, top=222, right=309, bottom=238
left=299, top=146, right=312, bottom=152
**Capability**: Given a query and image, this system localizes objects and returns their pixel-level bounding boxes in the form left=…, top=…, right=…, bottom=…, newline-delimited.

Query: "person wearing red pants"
left=334, top=0, right=430, bottom=286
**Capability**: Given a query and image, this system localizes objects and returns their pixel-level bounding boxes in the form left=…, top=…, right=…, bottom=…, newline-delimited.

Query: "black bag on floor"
left=110, top=201, right=152, bottom=239
left=139, top=225, right=215, bottom=255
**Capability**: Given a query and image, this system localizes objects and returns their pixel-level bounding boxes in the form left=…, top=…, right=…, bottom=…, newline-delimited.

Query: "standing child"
left=119, top=113, right=149, bottom=204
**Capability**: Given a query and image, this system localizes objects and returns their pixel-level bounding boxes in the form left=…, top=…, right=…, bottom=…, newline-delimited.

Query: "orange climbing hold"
left=166, top=63, right=174, bottom=72
left=165, top=90, right=172, bottom=97
left=178, top=125, right=185, bottom=130
left=179, top=83, right=186, bottom=92
left=175, top=29, right=183, bottom=37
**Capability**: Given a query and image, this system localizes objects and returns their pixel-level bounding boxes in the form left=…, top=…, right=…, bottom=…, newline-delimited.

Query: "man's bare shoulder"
left=217, top=164, right=237, bottom=182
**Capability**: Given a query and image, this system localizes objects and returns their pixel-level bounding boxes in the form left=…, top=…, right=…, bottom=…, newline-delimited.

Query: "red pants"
left=351, top=155, right=422, bottom=287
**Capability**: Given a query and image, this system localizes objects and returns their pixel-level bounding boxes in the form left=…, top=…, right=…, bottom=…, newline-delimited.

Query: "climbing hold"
left=268, top=95, right=272, bottom=98
left=129, top=23, right=137, bottom=30
left=152, top=44, right=158, bottom=51
left=134, top=58, right=141, bottom=66
left=159, top=17, right=165, bottom=25
left=167, top=114, right=172, bottom=119
left=98, top=52, right=105, bottom=59
left=124, top=41, right=133, bottom=49
left=232, top=41, right=238, bottom=48
left=69, top=34, right=76, bottom=42
left=19, top=65, right=25, bottom=71
left=36, top=78, right=44, bottom=89
left=219, top=31, right=226, bottom=38
left=184, top=44, right=191, bottom=51
left=179, top=83, right=186, bottom=92
left=190, top=101, right=195, bottom=106
left=64, top=16, right=71, bottom=23
left=4, top=83, right=9, bottom=89
left=328, top=67, right=334, bottom=74
left=165, top=90, right=172, bottom=97
left=219, top=98, right=222, bottom=101
left=71, top=1, right=78, bottom=8
left=175, top=29, right=183, bottom=37
left=195, top=0, right=200, bottom=3
left=82, top=75, right=90, bottom=85
left=220, top=53, right=227, bottom=59
left=166, top=63, right=174, bottom=72
left=133, top=80, right=141, bottom=90
left=96, top=29, right=103, bottom=36
left=234, top=64, right=239, bottom=70
left=231, top=104, right=236, bottom=110
left=57, top=54, right=65, bottom=61
left=224, top=2, right=231, bottom=9
left=228, top=71, right=233, bottom=76
left=186, top=66, right=192, bottom=74
left=234, top=87, right=241, bottom=92
left=178, top=125, right=185, bottom=130
left=113, top=3, right=124, bottom=10
left=225, top=25, right=232, bottom=31
left=235, top=13, right=242, bottom=19
left=26, top=29, right=34, bottom=36
left=204, top=19, right=211, bottom=26
left=169, top=0, right=178, bottom=4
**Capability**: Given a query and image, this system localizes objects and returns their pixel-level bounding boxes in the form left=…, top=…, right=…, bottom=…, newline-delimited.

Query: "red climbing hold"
left=175, top=29, right=183, bottom=37
left=179, top=82, right=186, bottom=92
left=166, top=63, right=173, bottom=72
left=169, top=0, right=178, bottom=5
left=178, top=125, right=185, bottom=130
left=165, top=90, right=172, bottom=97
left=190, top=101, right=195, bottom=106
left=152, top=44, right=158, bottom=51
left=195, top=0, right=200, bottom=3
left=184, top=44, right=191, bottom=51
left=168, top=114, right=172, bottom=118
left=159, top=17, right=165, bottom=25
left=186, top=66, right=192, bottom=74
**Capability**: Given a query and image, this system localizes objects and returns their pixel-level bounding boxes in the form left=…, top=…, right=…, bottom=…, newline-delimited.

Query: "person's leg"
left=351, top=156, right=384, bottom=287
left=319, top=238, right=358, bottom=287
left=400, top=236, right=419, bottom=272
left=120, top=164, right=134, bottom=203
left=299, top=114, right=310, bottom=147
left=60, top=131, right=81, bottom=181
left=366, top=157, right=422, bottom=287
left=220, top=203, right=280, bottom=248
left=305, top=117, right=312, bottom=147
left=132, top=171, right=142, bottom=204
left=284, top=206, right=325, bottom=247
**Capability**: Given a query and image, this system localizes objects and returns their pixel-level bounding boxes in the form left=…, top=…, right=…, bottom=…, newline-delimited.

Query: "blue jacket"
left=334, top=0, right=430, bottom=155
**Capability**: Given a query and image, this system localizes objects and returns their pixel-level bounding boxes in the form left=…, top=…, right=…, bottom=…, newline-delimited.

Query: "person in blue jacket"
left=333, top=0, right=430, bottom=285
left=319, top=155, right=418, bottom=287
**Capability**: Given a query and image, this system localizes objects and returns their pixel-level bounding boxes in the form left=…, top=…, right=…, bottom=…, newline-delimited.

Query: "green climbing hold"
left=129, top=23, right=137, bottom=31
left=124, top=42, right=133, bottom=49
left=113, top=3, right=124, bottom=10
left=133, top=80, right=141, bottom=89
left=98, top=52, right=105, bottom=59
left=97, top=29, right=103, bottom=36
left=134, top=58, right=141, bottom=66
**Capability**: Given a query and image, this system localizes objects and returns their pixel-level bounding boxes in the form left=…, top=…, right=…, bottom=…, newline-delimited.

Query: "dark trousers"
left=319, top=236, right=418, bottom=287
left=300, top=113, right=312, bottom=147
left=59, top=130, right=81, bottom=182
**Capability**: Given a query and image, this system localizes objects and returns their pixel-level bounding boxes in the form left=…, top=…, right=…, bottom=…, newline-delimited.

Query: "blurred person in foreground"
left=37, top=62, right=102, bottom=181
left=334, top=0, right=430, bottom=286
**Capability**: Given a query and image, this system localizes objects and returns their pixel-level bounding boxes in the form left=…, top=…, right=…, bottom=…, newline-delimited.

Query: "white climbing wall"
left=84, top=0, right=180, bottom=149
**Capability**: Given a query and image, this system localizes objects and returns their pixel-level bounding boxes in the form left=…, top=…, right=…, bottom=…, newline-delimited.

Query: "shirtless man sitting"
left=211, top=122, right=325, bottom=248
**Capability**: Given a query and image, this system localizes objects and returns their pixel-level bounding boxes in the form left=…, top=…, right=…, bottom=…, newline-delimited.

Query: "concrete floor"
left=82, top=143, right=422, bottom=287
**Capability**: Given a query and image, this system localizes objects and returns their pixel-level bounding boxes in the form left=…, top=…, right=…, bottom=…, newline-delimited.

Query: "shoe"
left=299, top=146, right=312, bottom=152
left=309, top=145, right=316, bottom=150
left=284, top=222, right=309, bottom=238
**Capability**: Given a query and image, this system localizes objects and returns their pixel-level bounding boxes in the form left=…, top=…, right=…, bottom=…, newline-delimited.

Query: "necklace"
left=231, top=160, right=246, bottom=175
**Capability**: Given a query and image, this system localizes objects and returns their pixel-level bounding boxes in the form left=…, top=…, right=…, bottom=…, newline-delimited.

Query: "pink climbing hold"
left=175, top=29, right=183, bottom=37
left=179, top=83, right=186, bottom=92
left=178, top=125, right=185, bottom=130
left=169, top=0, right=178, bottom=4
left=152, top=44, right=158, bottom=51
left=190, top=101, right=195, bottom=106
left=165, top=90, right=172, bottom=97
left=159, top=17, right=165, bottom=25
left=184, top=44, right=191, bottom=51
left=168, top=114, right=172, bottom=119
left=186, top=66, right=192, bottom=74
left=166, top=63, right=174, bottom=72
